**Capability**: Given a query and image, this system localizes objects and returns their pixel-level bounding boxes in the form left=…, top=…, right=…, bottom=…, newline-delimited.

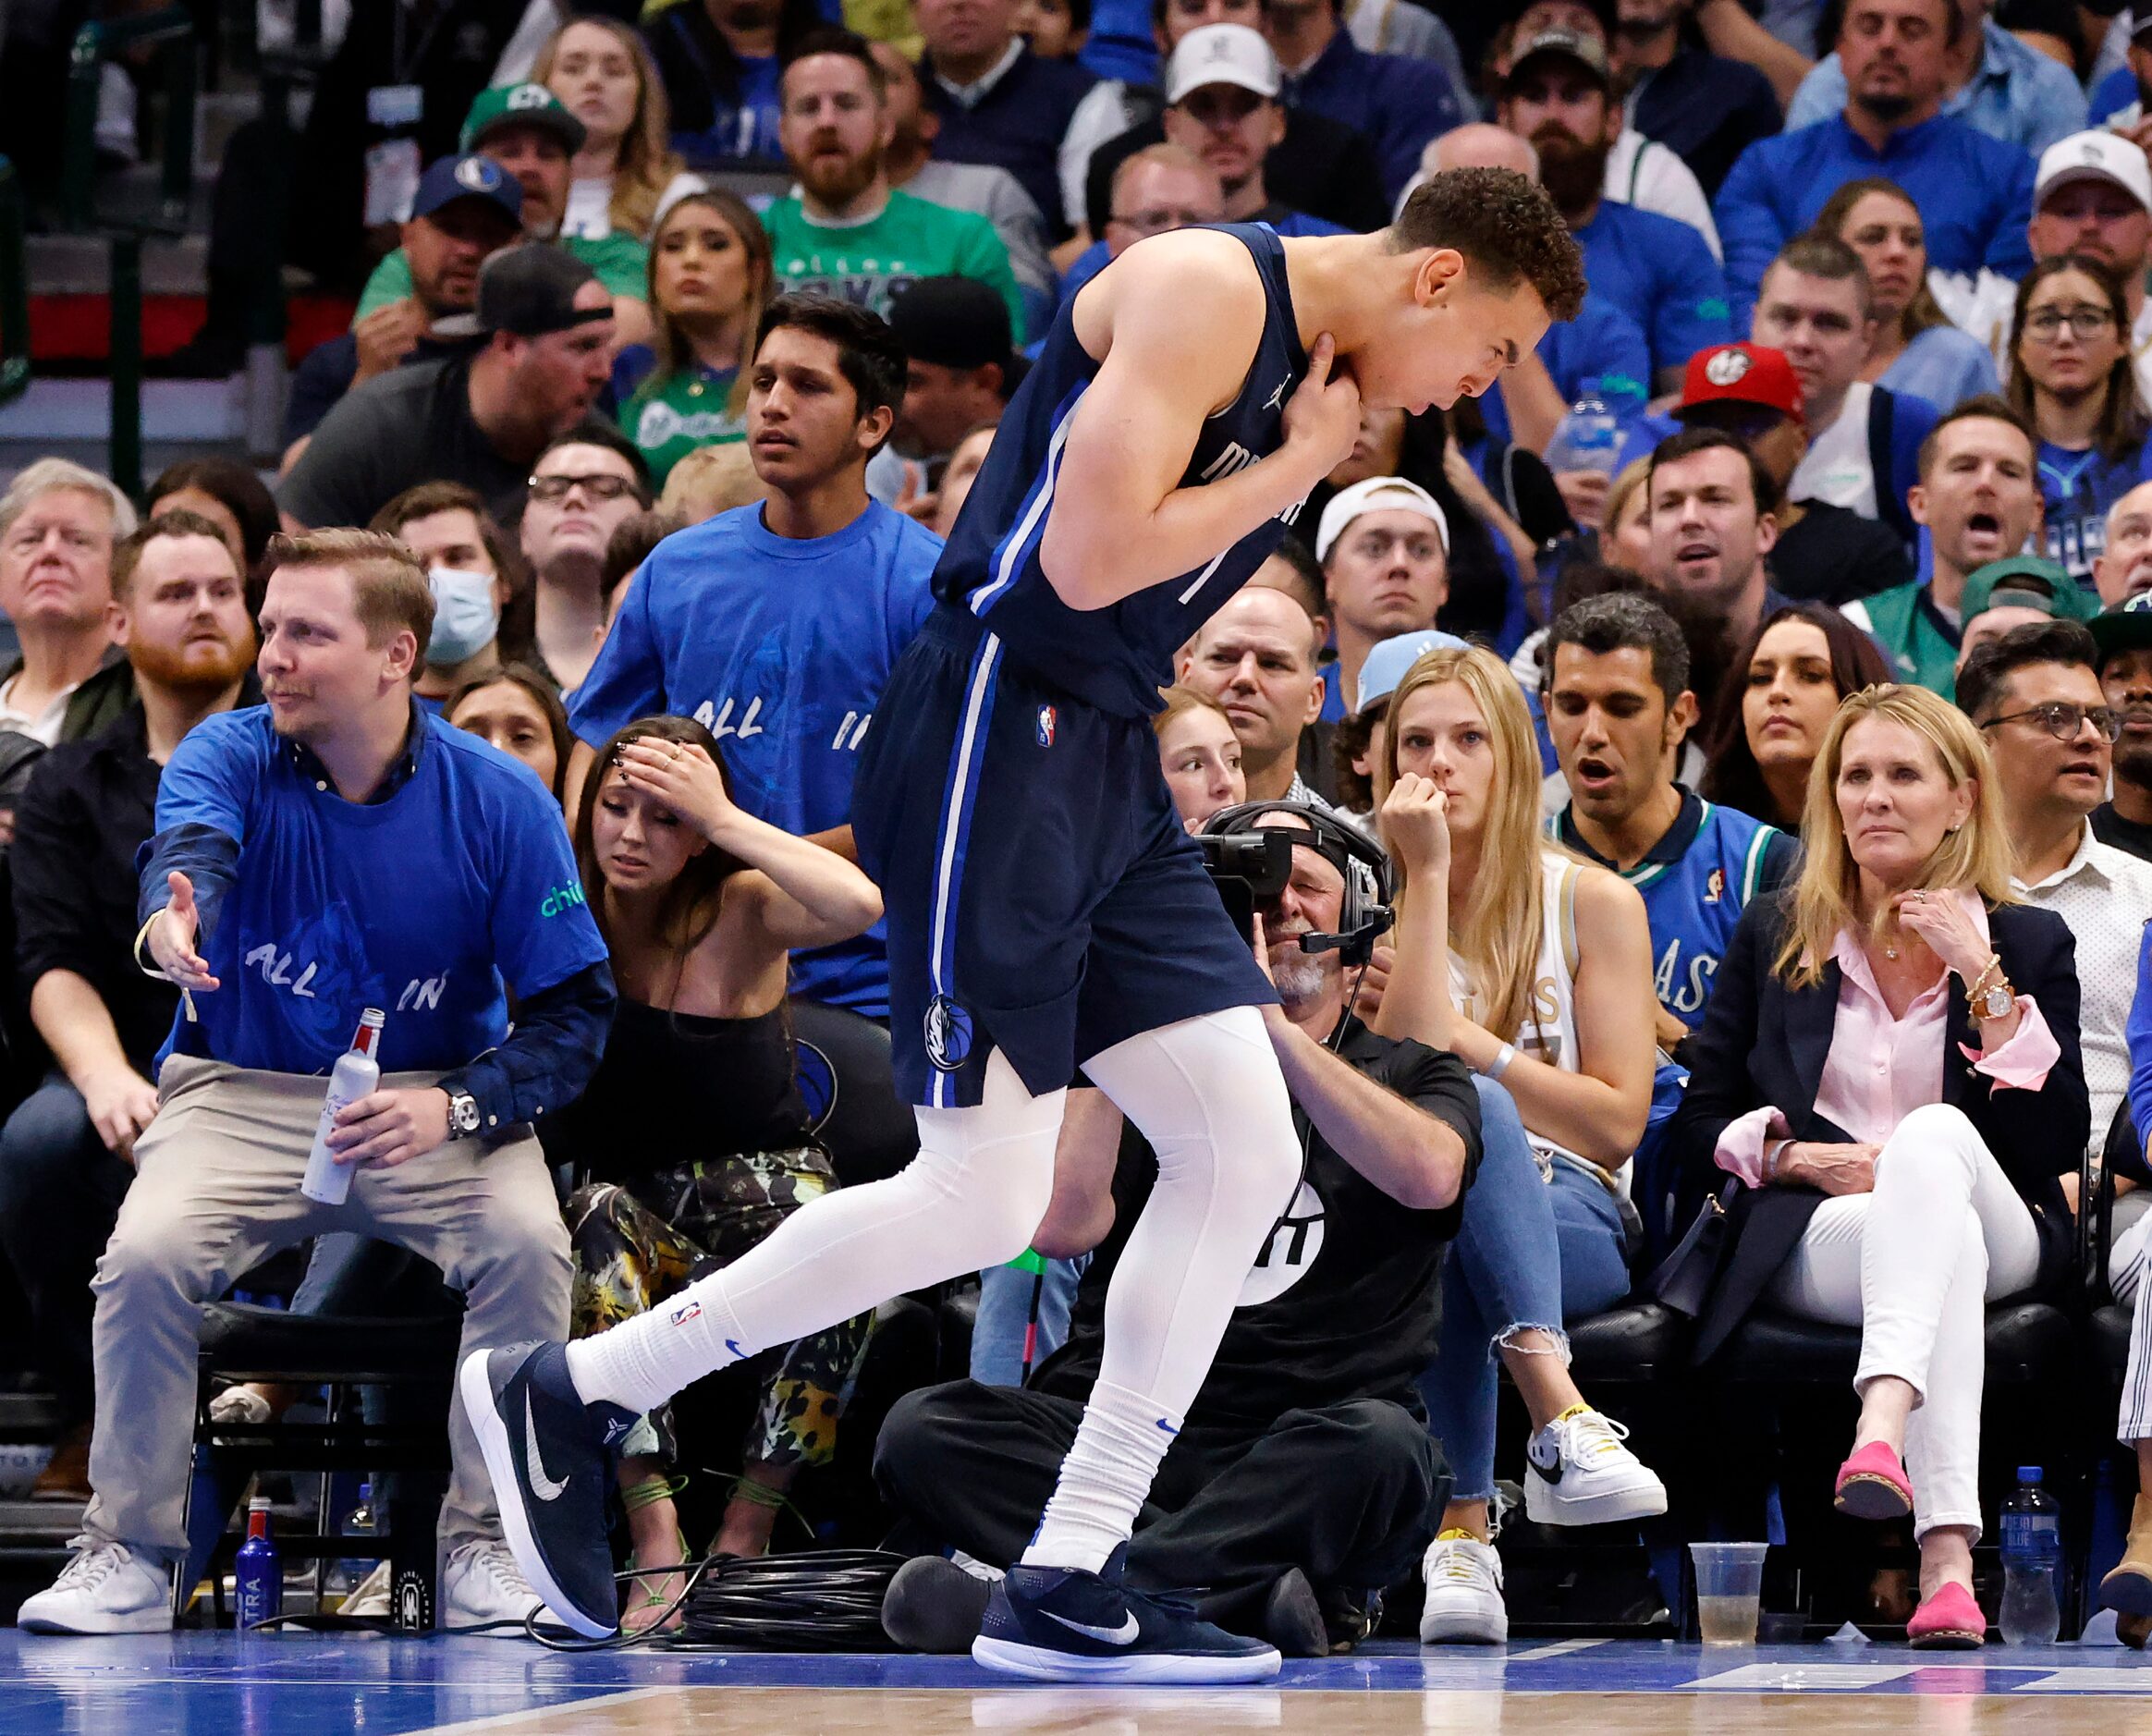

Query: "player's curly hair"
left=1390, top=168, right=1586, bottom=324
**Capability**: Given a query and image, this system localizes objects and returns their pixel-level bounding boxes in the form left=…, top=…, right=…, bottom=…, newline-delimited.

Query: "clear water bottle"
left=1999, top=1465, right=2061, bottom=1644
left=1542, top=377, right=1621, bottom=478
left=300, top=1009, right=385, bottom=1205
left=325, top=1479, right=379, bottom=1600
left=235, top=1494, right=281, bottom=1635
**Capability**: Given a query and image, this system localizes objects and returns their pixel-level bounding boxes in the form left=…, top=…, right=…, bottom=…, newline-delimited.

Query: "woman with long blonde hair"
left=1371, top=642, right=1667, bottom=1644
left=612, top=185, right=774, bottom=487
left=538, top=15, right=695, bottom=243
left=1669, top=684, right=2087, bottom=1647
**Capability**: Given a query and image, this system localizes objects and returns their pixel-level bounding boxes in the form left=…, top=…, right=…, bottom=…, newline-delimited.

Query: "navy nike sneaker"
left=459, top=1341, right=637, bottom=1639
left=972, top=1547, right=1281, bottom=1683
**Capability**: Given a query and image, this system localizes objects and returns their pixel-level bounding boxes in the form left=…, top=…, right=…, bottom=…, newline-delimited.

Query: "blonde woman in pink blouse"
left=1668, top=683, right=2088, bottom=1649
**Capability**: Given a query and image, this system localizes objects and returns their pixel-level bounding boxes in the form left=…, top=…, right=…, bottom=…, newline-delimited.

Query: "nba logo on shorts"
left=925, top=993, right=974, bottom=1071
left=1036, top=704, right=1057, bottom=748
left=669, top=1299, right=703, bottom=1326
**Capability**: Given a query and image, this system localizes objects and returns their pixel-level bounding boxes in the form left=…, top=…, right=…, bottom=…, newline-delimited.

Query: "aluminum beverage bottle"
left=235, top=1495, right=281, bottom=1634
left=300, top=1009, right=385, bottom=1205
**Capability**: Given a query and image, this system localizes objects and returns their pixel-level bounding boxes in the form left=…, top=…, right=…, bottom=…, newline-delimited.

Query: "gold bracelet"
left=1963, top=953, right=2003, bottom=1001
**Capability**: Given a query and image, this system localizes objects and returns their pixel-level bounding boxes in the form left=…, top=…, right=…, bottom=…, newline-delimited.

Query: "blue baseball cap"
left=411, top=153, right=523, bottom=226
left=1356, top=629, right=1468, bottom=717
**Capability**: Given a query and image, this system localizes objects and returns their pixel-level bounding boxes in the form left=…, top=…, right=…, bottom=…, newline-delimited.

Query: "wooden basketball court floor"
left=10, top=1635, right=2152, bottom=1735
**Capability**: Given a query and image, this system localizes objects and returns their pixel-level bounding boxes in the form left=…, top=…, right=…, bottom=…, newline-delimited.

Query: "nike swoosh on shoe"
left=1044, top=1609, right=1141, bottom=1645
left=525, top=1392, right=570, bottom=1501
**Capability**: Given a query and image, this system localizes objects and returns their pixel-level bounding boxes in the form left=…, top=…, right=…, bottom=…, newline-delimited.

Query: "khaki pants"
left=83, top=1055, right=571, bottom=1562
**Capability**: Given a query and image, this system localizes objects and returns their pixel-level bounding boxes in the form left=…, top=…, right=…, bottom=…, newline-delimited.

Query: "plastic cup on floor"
left=1690, top=1542, right=1768, bottom=1644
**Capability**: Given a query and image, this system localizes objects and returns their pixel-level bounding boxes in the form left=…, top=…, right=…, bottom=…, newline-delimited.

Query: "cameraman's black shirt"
left=1035, top=1015, right=1480, bottom=1432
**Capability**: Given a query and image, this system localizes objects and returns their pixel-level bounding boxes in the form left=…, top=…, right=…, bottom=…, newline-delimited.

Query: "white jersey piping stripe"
left=926, top=631, right=1006, bottom=1108
left=970, top=387, right=1083, bottom=619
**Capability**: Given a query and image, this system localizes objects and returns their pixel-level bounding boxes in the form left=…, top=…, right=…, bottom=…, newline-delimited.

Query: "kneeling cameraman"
left=874, top=802, right=1482, bottom=1657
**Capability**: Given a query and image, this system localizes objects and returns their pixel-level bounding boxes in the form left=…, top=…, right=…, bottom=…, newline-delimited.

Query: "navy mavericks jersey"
left=1553, top=794, right=1795, bottom=1025
left=931, top=223, right=1309, bottom=719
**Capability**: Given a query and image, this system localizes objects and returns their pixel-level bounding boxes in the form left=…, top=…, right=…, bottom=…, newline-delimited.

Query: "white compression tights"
left=1021, top=1004, right=1302, bottom=1570
left=565, top=1005, right=1302, bottom=1571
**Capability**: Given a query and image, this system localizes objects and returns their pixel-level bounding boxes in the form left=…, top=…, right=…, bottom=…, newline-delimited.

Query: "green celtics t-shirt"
left=761, top=189, right=1025, bottom=342
left=617, top=362, right=747, bottom=487
left=354, top=232, right=651, bottom=323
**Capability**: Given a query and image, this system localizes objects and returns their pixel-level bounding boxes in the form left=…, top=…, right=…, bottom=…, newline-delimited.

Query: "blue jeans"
left=971, top=1256, right=1085, bottom=1388
left=1422, top=1077, right=1632, bottom=1502
left=289, top=1233, right=450, bottom=1314
left=0, top=1076, right=133, bottom=1423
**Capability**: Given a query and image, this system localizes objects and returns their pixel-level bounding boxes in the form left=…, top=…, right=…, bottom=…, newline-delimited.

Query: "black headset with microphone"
left=1200, top=801, right=1396, bottom=966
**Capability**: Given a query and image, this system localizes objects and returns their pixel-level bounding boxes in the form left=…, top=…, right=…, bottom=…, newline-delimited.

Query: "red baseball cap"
left=1675, top=342, right=1804, bottom=423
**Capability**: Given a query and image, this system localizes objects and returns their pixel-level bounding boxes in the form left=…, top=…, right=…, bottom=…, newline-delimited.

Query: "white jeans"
left=2105, top=1193, right=2152, bottom=1443
left=1767, top=1103, right=2042, bottom=1540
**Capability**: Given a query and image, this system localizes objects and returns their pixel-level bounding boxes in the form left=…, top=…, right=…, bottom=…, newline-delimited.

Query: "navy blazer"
left=1668, top=890, right=2087, bottom=1364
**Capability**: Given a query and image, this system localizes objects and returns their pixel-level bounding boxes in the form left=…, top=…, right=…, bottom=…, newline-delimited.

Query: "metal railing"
left=58, top=6, right=201, bottom=499
left=224, top=0, right=336, bottom=461
left=61, top=7, right=201, bottom=236
left=0, top=160, right=29, bottom=410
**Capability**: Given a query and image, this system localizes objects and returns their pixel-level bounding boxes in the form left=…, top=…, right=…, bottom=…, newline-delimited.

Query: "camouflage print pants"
left=565, top=1148, right=874, bottom=1472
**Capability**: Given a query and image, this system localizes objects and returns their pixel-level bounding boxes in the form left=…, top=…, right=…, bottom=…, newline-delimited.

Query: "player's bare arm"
left=1039, top=233, right=1361, bottom=611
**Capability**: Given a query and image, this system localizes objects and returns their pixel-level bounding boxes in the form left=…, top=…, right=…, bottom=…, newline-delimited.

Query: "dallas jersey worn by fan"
left=851, top=222, right=1309, bottom=1108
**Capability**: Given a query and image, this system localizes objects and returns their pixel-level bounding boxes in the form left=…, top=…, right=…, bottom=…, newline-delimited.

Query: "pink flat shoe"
left=1834, top=1440, right=1914, bottom=1522
left=1908, top=1580, right=1986, bottom=1648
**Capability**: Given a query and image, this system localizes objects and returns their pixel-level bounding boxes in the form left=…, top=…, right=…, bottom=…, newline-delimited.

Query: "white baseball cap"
left=2036, top=129, right=2152, bottom=214
left=1165, top=24, right=1280, bottom=105
left=1314, top=476, right=1450, bottom=564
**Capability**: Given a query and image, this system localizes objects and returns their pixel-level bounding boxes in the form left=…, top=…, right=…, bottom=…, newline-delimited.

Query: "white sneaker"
left=1419, top=1534, right=1507, bottom=1644
left=18, top=1538, right=171, bottom=1634
left=1523, top=1408, right=1668, bottom=1526
left=208, top=1387, right=273, bottom=1426
left=441, top=1537, right=543, bottom=1635
left=339, top=1559, right=392, bottom=1618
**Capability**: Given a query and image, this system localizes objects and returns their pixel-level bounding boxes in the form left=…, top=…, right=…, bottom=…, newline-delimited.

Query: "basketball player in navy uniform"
left=463, top=168, right=1583, bottom=1681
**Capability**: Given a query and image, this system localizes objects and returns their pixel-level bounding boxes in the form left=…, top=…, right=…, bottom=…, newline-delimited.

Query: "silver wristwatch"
left=1973, top=982, right=2014, bottom=1021
left=445, top=1089, right=482, bottom=1139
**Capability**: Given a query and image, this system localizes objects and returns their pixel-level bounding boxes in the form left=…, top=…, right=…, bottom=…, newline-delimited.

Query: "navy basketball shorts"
left=852, top=605, right=1277, bottom=1110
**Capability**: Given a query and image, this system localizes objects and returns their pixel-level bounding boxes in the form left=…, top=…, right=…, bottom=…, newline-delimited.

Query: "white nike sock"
left=565, top=1284, right=752, bottom=1417
left=1021, top=1380, right=1181, bottom=1573
left=564, top=1051, right=1060, bottom=1418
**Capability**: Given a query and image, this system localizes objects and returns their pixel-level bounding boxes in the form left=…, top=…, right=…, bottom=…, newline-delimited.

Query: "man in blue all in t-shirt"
left=471, top=168, right=1582, bottom=1680
left=569, top=295, right=939, bottom=1021
left=16, top=531, right=615, bottom=1640
left=1541, top=593, right=1797, bottom=1041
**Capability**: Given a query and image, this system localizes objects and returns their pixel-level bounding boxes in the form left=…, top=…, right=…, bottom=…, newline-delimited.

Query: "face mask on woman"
left=427, top=568, right=501, bottom=667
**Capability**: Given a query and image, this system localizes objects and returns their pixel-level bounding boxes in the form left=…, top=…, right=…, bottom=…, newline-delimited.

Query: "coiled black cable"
left=672, top=1548, right=908, bottom=1651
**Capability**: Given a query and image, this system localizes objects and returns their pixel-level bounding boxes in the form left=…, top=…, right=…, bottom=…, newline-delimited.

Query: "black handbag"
left=1650, top=1180, right=1739, bottom=1316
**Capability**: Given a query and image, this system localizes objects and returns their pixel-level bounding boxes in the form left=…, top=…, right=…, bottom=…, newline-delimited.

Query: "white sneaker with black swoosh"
left=1523, top=1407, right=1668, bottom=1526
left=972, top=1544, right=1280, bottom=1683
left=1419, top=1533, right=1507, bottom=1644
